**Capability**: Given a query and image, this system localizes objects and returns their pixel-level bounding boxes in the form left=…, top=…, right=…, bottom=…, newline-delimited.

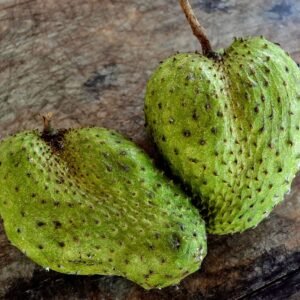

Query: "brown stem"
left=40, top=112, right=66, bottom=151
left=42, top=112, right=55, bottom=135
left=179, top=0, right=213, bottom=56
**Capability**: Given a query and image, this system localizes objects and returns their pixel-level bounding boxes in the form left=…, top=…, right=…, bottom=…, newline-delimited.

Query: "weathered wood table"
left=0, top=0, right=300, bottom=299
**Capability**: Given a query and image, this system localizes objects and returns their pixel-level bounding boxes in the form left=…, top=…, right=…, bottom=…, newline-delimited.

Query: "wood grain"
left=0, top=0, right=300, bottom=299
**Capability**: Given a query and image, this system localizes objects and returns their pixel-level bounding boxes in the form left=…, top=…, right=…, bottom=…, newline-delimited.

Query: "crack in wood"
left=237, top=265, right=300, bottom=300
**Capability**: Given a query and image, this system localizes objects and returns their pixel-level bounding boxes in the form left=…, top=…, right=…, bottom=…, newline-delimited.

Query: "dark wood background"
left=0, top=0, right=300, bottom=299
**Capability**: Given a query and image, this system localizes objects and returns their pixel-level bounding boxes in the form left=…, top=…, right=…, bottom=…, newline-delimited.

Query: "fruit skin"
left=145, top=36, right=300, bottom=235
left=0, top=127, right=207, bottom=289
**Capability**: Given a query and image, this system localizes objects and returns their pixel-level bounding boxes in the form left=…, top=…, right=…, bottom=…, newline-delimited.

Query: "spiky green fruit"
left=0, top=126, right=207, bottom=289
left=145, top=36, right=300, bottom=234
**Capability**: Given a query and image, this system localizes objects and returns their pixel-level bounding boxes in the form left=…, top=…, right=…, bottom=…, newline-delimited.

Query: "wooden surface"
left=1, top=0, right=300, bottom=299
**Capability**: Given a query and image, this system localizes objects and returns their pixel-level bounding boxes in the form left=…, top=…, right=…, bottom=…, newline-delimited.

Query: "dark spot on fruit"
left=171, top=233, right=181, bottom=250
left=106, top=165, right=112, bottom=172
left=183, top=129, right=191, bottom=137
left=37, top=221, right=46, bottom=227
left=205, top=103, right=211, bottom=110
left=161, top=258, right=166, bottom=264
left=249, top=203, right=255, bottom=208
left=53, top=220, right=62, bottom=229
left=179, top=224, right=185, bottom=231
left=161, top=135, right=166, bottom=142
left=53, top=201, right=60, bottom=207
left=199, top=139, right=206, bottom=145
left=148, top=244, right=155, bottom=250
left=17, top=228, right=21, bottom=233
left=189, top=157, right=199, bottom=163
left=155, top=233, right=161, bottom=239
left=211, top=127, right=217, bottom=135
left=56, top=177, right=65, bottom=184
left=58, top=241, right=65, bottom=248
left=278, top=167, right=283, bottom=173
left=169, top=117, right=175, bottom=124
left=38, top=245, right=43, bottom=250
left=73, top=236, right=79, bottom=243
left=158, top=103, right=162, bottom=109
left=258, top=126, right=264, bottom=133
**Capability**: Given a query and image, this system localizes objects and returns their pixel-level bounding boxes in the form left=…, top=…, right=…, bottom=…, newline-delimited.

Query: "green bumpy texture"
left=145, top=36, right=300, bottom=234
left=0, top=127, right=207, bottom=289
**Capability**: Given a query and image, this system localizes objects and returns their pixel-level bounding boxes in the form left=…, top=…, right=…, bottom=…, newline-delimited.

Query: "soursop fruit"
left=145, top=36, right=300, bottom=234
left=0, top=124, right=207, bottom=289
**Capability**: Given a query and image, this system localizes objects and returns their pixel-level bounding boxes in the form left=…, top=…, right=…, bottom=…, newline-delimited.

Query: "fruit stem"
left=42, top=112, right=56, bottom=136
left=179, top=0, right=213, bottom=57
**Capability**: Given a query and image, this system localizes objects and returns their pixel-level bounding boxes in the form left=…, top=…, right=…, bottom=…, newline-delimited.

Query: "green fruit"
left=145, top=33, right=300, bottom=233
left=0, top=124, right=207, bottom=289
